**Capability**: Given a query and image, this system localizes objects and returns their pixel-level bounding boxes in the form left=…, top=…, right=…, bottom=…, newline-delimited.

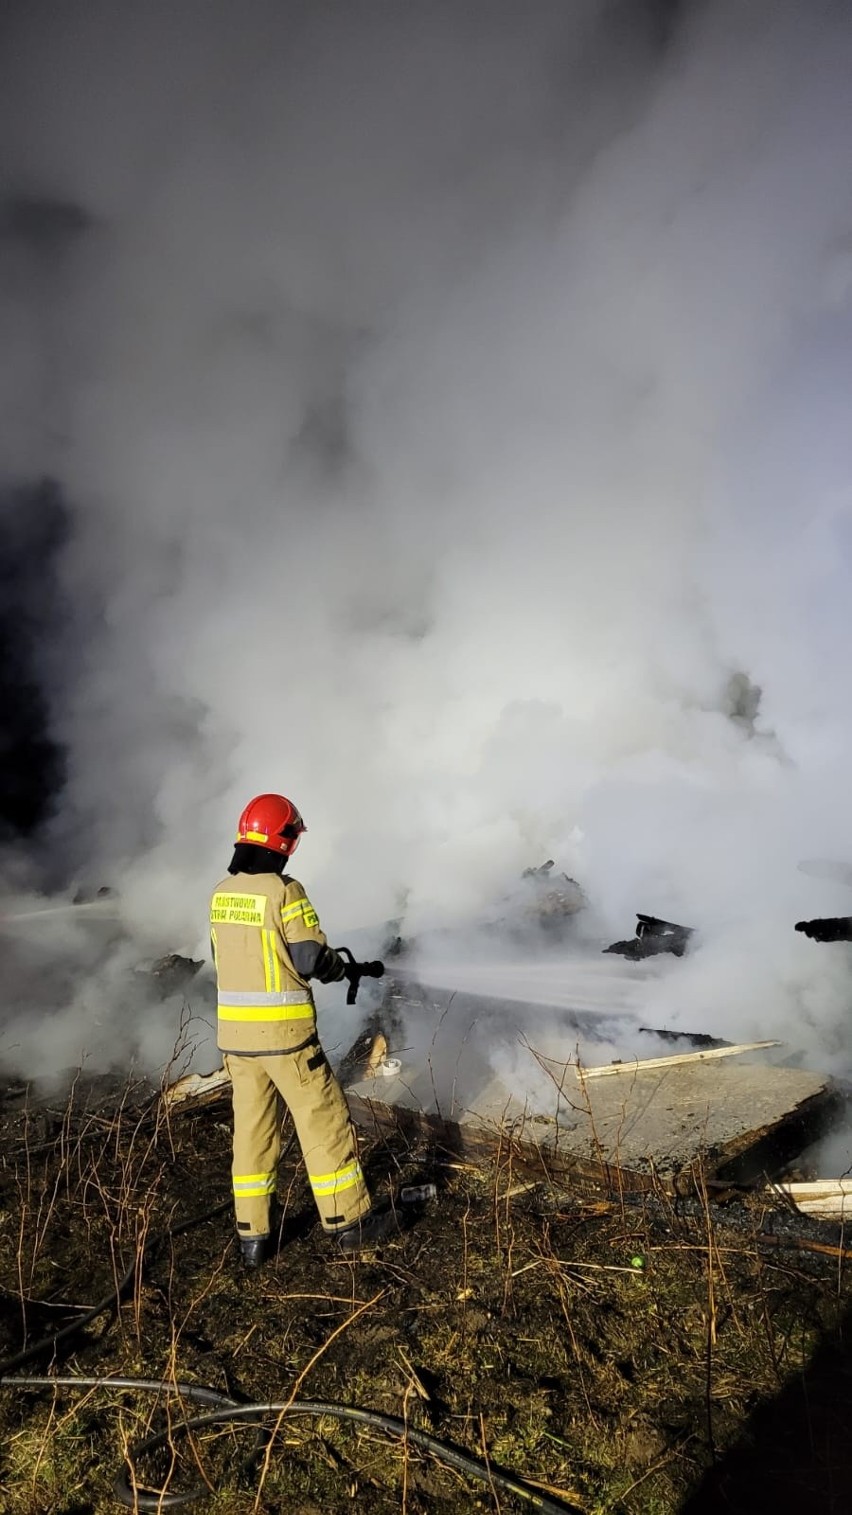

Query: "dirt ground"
left=2, top=1074, right=852, bottom=1515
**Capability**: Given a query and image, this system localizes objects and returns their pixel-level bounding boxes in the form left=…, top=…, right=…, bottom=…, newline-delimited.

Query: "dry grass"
left=0, top=1059, right=851, bottom=1514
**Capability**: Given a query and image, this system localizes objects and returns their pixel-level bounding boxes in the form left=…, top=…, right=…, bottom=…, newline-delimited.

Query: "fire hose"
left=1, top=1374, right=577, bottom=1512
left=0, top=1179, right=577, bottom=1512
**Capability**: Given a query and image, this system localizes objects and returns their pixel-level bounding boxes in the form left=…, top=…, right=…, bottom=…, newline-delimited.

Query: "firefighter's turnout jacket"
left=210, top=871, right=371, bottom=1238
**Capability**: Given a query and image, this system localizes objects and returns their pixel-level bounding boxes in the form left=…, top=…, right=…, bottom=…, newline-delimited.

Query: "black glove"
left=795, top=917, right=852, bottom=943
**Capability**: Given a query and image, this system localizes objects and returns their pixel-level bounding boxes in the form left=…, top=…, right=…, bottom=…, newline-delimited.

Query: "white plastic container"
left=400, top=1184, right=437, bottom=1203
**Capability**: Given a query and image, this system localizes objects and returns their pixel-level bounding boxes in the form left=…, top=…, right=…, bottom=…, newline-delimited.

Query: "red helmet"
left=236, top=794, right=306, bottom=857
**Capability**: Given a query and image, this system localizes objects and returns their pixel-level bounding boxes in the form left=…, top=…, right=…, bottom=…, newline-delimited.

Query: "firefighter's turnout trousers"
left=210, top=871, right=371, bottom=1239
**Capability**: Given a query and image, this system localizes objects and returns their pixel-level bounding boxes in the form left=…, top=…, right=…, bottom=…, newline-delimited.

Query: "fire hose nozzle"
left=336, top=948, right=386, bottom=1004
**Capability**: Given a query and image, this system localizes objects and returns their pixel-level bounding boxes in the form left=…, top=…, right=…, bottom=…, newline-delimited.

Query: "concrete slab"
left=346, top=983, right=840, bottom=1191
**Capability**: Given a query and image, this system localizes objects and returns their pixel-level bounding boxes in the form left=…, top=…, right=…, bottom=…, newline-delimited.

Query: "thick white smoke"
left=2, top=0, right=852, bottom=1078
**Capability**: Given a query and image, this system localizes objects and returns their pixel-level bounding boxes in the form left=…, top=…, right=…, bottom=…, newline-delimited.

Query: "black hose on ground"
left=0, top=1373, right=236, bottom=1411
left=0, top=1375, right=243, bottom=1511
left=0, top=1127, right=577, bottom=1513
left=0, top=1375, right=577, bottom=1513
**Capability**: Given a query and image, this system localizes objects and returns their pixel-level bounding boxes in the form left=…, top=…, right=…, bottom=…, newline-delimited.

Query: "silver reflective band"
left=216, top=989, right=316, bottom=1007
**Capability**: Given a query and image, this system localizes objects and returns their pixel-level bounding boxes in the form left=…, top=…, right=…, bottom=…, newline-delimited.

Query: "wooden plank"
left=769, top=1179, right=852, bottom=1219
left=776, top=1197, right=852, bottom=1218
left=162, top=1066, right=230, bottom=1110
left=773, top=1179, right=852, bottom=1199
left=580, top=1041, right=783, bottom=1078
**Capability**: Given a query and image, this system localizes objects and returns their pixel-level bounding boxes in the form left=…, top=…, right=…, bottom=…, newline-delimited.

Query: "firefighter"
left=210, top=792, right=400, bottom=1267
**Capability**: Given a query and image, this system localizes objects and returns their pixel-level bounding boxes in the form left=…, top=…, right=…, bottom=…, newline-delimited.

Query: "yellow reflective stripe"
left=281, top=897, right=320, bottom=930
left=261, top=928, right=281, bottom=992
left=243, top=829, right=269, bottom=843
left=233, top=1172, right=276, bottom=1196
left=211, top=892, right=267, bottom=926
left=308, top=1160, right=364, bottom=1196
left=261, top=930, right=271, bottom=991
left=218, top=990, right=310, bottom=1006
left=217, top=1003, right=315, bottom=1022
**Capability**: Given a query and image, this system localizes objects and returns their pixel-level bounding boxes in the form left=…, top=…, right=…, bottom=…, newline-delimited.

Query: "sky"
left=2, top=0, right=852, bottom=1081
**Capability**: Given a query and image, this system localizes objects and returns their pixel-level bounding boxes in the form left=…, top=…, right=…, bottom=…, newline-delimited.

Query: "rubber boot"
left=240, top=1233, right=269, bottom=1269
left=337, top=1207, right=402, bottom=1254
